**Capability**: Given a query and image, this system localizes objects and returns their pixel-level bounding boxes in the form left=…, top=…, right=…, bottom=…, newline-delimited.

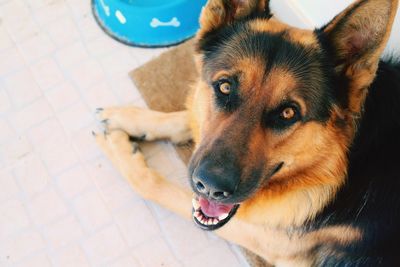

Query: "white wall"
left=271, top=0, right=400, bottom=56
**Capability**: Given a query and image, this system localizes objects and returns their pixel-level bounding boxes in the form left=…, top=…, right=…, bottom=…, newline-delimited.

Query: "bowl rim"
left=99, top=0, right=192, bottom=10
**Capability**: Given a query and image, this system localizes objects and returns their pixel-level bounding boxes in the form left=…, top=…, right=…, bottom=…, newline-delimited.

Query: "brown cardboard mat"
left=129, top=40, right=270, bottom=267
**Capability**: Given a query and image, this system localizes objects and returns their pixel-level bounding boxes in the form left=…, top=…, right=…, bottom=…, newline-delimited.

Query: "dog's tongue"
left=199, top=196, right=234, bottom=217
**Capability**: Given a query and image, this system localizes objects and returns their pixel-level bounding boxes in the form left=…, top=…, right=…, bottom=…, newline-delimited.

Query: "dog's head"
left=189, top=0, right=398, bottom=230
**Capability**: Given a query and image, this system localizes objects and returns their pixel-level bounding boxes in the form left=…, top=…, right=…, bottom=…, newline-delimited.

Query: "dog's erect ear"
left=199, top=0, right=271, bottom=33
left=321, top=0, right=398, bottom=113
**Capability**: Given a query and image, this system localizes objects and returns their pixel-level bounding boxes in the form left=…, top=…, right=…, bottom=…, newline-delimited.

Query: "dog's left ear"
left=321, top=0, right=399, bottom=113
left=198, top=0, right=271, bottom=35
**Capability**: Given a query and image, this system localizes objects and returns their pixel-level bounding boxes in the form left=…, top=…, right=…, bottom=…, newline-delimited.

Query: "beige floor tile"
left=43, top=215, right=85, bottom=249
left=17, top=253, right=52, bottom=267
left=0, top=198, right=31, bottom=239
left=0, top=26, right=13, bottom=51
left=0, top=230, right=45, bottom=265
left=0, top=136, right=32, bottom=168
left=71, top=124, right=103, bottom=161
left=13, top=155, right=50, bottom=197
left=160, top=215, right=210, bottom=261
left=4, top=69, right=42, bottom=108
left=108, top=255, right=139, bottom=267
left=56, top=101, right=93, bottom=134
left=30, top=57, right=65, bottom=91
left=7, top=17, right=41, bottom=43
left=57, top=164, right=93, bottom=198
left=73, top=190, right=112, bottom=232
left=0, top=118, right=14, bottom=143
left=53, top=244, right=91, bottom=267
left=46, top=16, right=81, bottom=47
left=17, top=33, right=56, bottom=63
left=55, top=41, right=89, bottom=68
left=83, top=225, right=128, bottom=265
left=0, top=171, right=19, bottom=202
left=10, top=98, right=53, bottom=133
left=0, top=87, right=12, bottom=114
left=114, top=200, right=161, bottom=247
left=81, top=81, right=120, bottom=110
left=45, top=82, right=80, bottom=111
left=183, top=240, right=243, bottom=267
left=99, top=180, right=141, bottom=212
left=84, top=156, right=123, bottom=188
left=68, top=59, right=105, bottom=90
left=0, top=47, right=25, bottom=76
left=132, top=236, right=181, bottom=267
left=28, top=187, right=69, bottom=226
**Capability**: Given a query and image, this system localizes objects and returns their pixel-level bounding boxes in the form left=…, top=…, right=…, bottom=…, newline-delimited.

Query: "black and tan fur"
left=94, top=0, right=400, bottom=265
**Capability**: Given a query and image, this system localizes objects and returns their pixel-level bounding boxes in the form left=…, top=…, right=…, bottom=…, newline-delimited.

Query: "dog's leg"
left=94, top=129, right=193, bottom=219
left=96, top=107, right=191, bottom=144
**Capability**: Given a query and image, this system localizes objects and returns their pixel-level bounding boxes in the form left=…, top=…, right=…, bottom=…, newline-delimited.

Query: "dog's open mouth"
left=191, top=196, right=239, bottom=231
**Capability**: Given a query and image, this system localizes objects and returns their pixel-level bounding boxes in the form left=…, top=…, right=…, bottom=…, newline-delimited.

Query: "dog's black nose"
left=192, top=160, right=238, bottom=200
left=193, top=176, right=232, bottom=200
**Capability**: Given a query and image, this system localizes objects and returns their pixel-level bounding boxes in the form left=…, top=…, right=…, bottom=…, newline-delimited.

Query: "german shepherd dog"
left=94, top=0, right=400, bottom=265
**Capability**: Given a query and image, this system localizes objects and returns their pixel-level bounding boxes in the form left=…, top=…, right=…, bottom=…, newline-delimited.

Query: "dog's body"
left=95, top=0, right=400, bottom=266
left=309, top=60, right=400, bottom=266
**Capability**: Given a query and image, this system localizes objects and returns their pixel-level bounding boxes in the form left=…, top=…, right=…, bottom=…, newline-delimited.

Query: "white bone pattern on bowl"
left=150, top=17, right=181, bottom=28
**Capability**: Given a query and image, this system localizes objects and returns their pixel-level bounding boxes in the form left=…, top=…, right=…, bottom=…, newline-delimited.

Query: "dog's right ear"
left=320, top=0, right=398, bottom=113
left=199, top=0, right=271, bottom=34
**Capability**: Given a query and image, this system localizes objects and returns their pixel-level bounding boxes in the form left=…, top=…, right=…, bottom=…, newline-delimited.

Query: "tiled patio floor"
left=0, top=1, right=248, bottom=266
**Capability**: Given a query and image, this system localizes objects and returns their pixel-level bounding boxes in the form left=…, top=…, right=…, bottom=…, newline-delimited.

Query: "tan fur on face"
left=190, top=19, right=352, bottom=228
left=249, top=17, right=288, bottom=34
left=188, top=57, right=350, bottom=228
left=263, top=68, right=299, bottom=108
left=235, top=114, right=349, bottom=227
left=249, top=18, right=319, bottom=47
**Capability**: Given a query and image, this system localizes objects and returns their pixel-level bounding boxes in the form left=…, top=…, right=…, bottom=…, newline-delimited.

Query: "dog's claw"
left=96, top=107, right=104, bottom=113
left=129, top=134, right=147, bottom=142
left=132, top=142, right=140, bottom=153
left=101, top=119, right=109, bottom=124
left=91, top=131, right=96, bottom=136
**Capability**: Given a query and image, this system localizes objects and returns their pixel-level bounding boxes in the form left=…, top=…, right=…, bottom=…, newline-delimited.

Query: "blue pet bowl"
left=91, top=0, right=207, bottom=47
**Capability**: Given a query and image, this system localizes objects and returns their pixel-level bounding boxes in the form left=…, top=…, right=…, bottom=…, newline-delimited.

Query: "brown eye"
left=219, top=82, right=231, bottom=95
left=281, top=107, right=296, bottom=120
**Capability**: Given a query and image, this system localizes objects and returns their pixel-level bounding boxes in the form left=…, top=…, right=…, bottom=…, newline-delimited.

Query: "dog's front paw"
left=93, top=129, right=139, bottom=161
left=95, top=106, right=156, bottom=141
left=93, top=129, right=162, bottom=199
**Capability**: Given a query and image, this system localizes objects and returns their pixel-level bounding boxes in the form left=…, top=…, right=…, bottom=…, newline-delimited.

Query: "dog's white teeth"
left=194, top=211, right=202, bottom=219
left=193, top=209, right=221, bottom=226
left=192, top=198, right=200, bottom=210
left=218, top=213, right=229, bottom=220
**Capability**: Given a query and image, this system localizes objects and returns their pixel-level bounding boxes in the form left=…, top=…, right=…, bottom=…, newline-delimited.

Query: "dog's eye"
left=280, top=107, right=296, bottom=120
left=211, top=77, right=240, bottom=112
left=264, top=104, right=301, bottom=130
left=219, top=82, right=231, bottom=95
